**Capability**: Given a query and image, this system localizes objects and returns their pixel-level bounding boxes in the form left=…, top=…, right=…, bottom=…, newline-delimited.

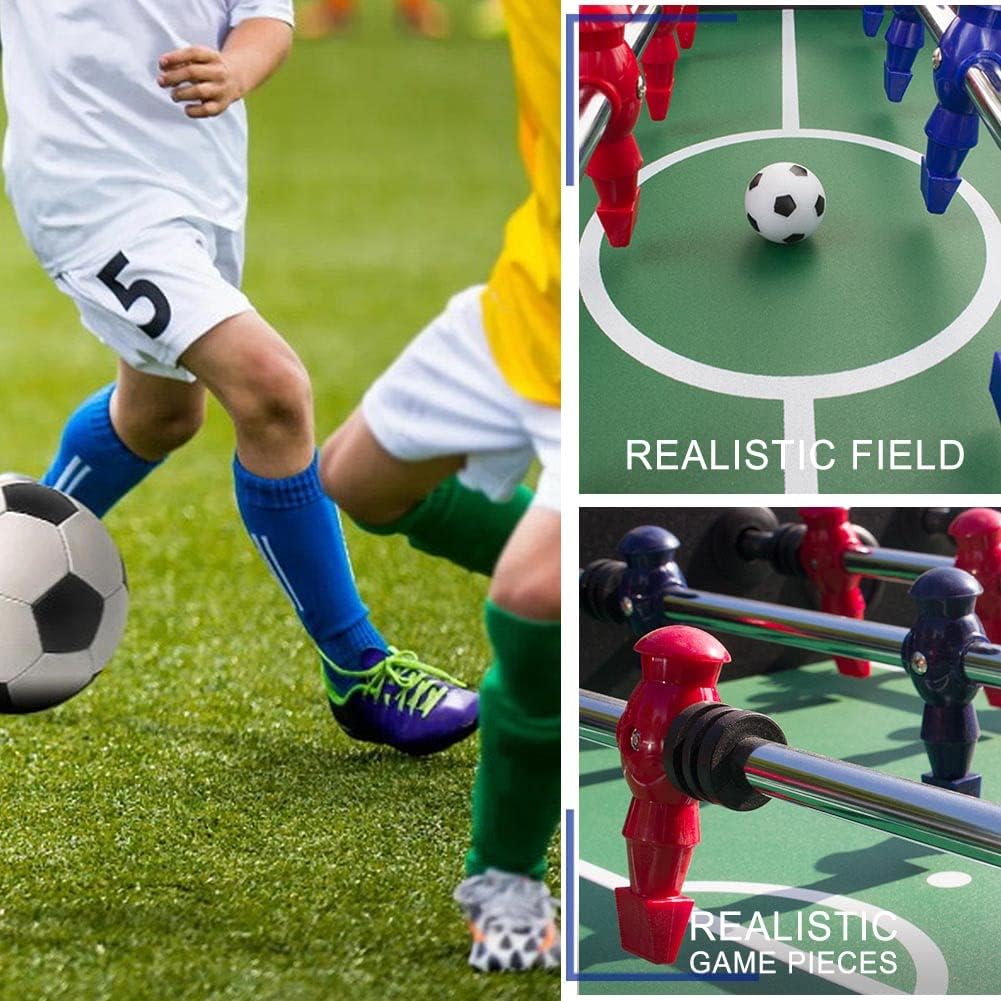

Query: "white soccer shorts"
left=55, top=217, right=253, bottom=383
left=362, top=285, right=561, bottom=512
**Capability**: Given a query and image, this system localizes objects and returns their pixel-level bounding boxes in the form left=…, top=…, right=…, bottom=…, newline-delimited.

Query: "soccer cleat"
left=323, top=647, right=477, bottom=755
left=454, top=869, right=561, bottom=973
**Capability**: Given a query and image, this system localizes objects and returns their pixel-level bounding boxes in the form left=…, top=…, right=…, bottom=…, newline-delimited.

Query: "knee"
left=158, top=407, right=204, bottom=452
left=489, top=561, right=561, bottom=621
left=227, top=351, right=313, bottom=442
left=114, top=392, right=206, bottom=457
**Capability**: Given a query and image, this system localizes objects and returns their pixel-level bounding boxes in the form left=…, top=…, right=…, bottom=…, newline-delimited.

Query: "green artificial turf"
left=0, top=3, right=559, bottom=997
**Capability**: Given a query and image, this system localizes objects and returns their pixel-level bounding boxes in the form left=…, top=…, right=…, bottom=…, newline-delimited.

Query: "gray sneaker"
left=453, top=868, right=560, bottom=972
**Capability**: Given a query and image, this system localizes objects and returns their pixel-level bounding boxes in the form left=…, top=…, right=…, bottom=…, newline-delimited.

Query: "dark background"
left=579, top=507, right=971, bottom=698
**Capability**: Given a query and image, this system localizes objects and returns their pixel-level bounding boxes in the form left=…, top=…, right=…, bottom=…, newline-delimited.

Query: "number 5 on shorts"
left=97, top=251, right=172, bottom=339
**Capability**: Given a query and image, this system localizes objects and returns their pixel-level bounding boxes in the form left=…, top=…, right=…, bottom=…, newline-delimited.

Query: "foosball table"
left=576, top=6, right=1001, bottom=494
left=576, top=506, right=1001, bottom=992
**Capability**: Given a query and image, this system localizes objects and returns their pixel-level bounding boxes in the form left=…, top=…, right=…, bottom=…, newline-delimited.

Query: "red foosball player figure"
left=950, top=507, right=1001, bottom=708
left=798, top=507, right=870, bottom=678
left=615, top=625, right=729, bottom=964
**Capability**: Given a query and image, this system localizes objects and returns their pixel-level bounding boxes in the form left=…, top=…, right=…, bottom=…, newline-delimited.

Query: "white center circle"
left=926, top=870, right=973, bottom=889
left=579, top=128, right=1001, bottom=403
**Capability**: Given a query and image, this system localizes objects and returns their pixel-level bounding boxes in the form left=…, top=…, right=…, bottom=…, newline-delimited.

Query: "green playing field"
left=577, top=660, right=1001, bottom=994
left=0, top=4, right=556, bottom=999
left=579, top=7, right=1001, bottom=493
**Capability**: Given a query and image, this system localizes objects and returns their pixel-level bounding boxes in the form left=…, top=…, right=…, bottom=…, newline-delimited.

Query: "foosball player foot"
left=614, top=888, right=694, bottom=965
left=835, top=657, right=871, bottom=678
left=883, top=65, right=912, bottom=103
left=641, top=24, right=678, bottom=121
left=922, top=770, right=982, bottom=797
left=985, top=687, right=1001, bottom=709
left=597, top=198, right=640, bottom=249
left=920, top=158, right=962, bottom=215
left=862, top=6, right=885, bottom=37
left=645, top=85, right=673, bottom=122
left=677, top=7, right=697, bottom=49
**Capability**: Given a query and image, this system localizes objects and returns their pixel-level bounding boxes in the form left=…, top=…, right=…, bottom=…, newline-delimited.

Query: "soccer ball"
left=744, top=162, right=826, bottom=244
left=0, top=480, right=128, bottom=712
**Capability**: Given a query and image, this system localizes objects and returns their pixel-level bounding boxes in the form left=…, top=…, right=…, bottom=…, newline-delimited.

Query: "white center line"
left=782, top=8, right=801, bottom=131
left=782, top=394, right=819, bottom=493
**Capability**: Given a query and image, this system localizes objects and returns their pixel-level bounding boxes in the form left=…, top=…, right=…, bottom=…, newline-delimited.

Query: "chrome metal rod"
left=663, top=587, right=907, bottom=664
left=579, top=688, right=623, bottom=749
left=578, top=84, right=611, bottom=175
left=968, top=58, right=1001, bottom=151
left=918, top=5, right=1001, bottom=153
left=578, top=5, right=662, bottom=171
left=746, top=742, right=1001, bottom=868
left=841, top=546, right=953, bottom=583
left=963, top=643, right=1001, bottom=688
left=917, top=4, right=954, bottom=40
left=660, top=586, right=1001, bottom=688
left=577, top=690, right=1001, bottom=869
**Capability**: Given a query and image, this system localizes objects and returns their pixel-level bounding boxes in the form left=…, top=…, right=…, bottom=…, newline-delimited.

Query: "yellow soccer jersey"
left=481, top=0, right=560, bottom=408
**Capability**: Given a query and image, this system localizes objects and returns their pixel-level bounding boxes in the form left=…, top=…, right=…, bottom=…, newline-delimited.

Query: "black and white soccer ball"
left=745, top=162, right=827, bottom=244
left=0, top=478, right=128, bottom=713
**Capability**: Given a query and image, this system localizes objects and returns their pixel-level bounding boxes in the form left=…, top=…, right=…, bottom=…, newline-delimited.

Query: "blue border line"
left=566, top=13, right=578, bottom=187
left=566, top=808, right=760, bottom=983
left=566, top=11, right=738, bottom=187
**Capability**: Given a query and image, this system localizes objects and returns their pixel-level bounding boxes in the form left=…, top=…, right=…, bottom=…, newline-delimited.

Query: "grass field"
left=0, top=3, right=559, bottom=998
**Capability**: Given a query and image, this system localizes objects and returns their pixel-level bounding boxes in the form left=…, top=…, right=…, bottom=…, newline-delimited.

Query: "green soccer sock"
left=466, top=601, right=561, bottom=880
left=354, top=476, right=532, bottom=576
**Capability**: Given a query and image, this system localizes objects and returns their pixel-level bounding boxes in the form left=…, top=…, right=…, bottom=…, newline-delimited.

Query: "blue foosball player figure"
left=922, top=6, right=1001, bottom=214
left=883, top=6, right=925, bottom=101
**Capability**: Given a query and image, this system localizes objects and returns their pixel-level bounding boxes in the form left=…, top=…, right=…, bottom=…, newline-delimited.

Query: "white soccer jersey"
left=1, top=1, right=294, bottom=277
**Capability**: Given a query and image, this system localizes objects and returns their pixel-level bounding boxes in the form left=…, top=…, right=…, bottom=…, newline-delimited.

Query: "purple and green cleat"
left=322, top=647, right=478, bottom=755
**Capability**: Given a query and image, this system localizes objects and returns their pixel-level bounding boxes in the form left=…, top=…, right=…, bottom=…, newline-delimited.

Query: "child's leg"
left=320, top=291, right=540, bottom=577
left=51, top=217, right=474, bottom=755
left=321, top=410, right=531, bottom=577
left=455, top=507, right=561, bottom=973
left=42, top=361, right=205, bottom=517
left=180, top=311, right=477, bottom=753
left=180, top=312, right=387, bottom=670
left=467, top=507, right=560, bottom=879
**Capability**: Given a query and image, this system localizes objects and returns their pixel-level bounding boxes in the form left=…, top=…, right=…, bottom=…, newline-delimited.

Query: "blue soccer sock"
left=41, top=383, right=162, bottom=518
left=233, top=453, right=389, bottom=687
